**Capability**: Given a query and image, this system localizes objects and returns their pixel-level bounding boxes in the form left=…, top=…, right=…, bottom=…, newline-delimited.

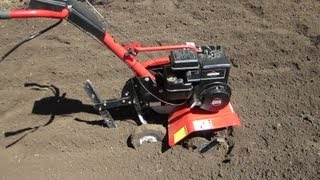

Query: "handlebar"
left=0, top=0, right=202, bottom=80
left=0, top=9, right=69, bottom=19
left=0, top=10, right=10, bottom=19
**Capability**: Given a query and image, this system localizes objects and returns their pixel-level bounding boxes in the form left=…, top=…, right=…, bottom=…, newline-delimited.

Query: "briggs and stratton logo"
left=207, top=71, right=220, bottom=77
left=211, top=98, right=222, bottom=106
left=203, top=69, right=226, bottom=80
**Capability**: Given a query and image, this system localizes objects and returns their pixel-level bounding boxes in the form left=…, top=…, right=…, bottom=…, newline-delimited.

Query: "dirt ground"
left=0, top=0, right=319, bottom=179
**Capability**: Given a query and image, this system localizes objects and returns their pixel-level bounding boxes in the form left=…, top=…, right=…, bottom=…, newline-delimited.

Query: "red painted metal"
left=168, top=103, right=241, bottom=146
left=10, top=9, right=69, bottom=19
left=124, top=42, right=141, bottom=51
left=133, top=45, right=201, bottom=53
left=103, top=33, right=156, bottom=79
left=142, top=57, right=170, bottom=68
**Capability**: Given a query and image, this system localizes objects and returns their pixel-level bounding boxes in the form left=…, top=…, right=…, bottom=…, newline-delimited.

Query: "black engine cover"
left=197, top=82, right=231, bottom=112
left=163, top=46, right=232, bottom=111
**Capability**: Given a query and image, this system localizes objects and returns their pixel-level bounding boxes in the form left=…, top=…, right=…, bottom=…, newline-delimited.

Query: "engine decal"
left=193, top=119, right=214, bottom=131
left=211, top=98, right=222, bottom=106
left=207, top=71, right=220, bottom=77
left=201, top=69, right=226, bottom=80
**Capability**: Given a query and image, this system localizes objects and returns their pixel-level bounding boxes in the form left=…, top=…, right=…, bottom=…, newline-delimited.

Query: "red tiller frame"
left=141, top=57, right=170, bottom=69
left=2, top=9, right=201, bottom=80
left=133, top=45, right=201, bottom=53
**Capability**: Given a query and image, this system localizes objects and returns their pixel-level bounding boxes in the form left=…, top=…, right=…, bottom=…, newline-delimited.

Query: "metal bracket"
left=131, top=78, right=147, bottom=125
left=83, top=80, right=117, bottom=128
left=83, top=78, right=150, bottom=127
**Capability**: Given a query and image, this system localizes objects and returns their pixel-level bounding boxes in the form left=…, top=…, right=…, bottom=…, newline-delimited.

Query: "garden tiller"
left=0, top=0, right=241, bottom=153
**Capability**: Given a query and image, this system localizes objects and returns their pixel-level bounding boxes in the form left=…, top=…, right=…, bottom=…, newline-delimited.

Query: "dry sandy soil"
left=0, top=0, right=319, bottom=179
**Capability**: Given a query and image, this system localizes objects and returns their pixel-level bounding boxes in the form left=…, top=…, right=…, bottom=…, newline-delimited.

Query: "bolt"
left=153, top=83, right=157, bottom=87
left=144, top=77, right=150, bottom=82
left=128, top=101, right=132, bottom=104
left=134, top=84, right=138, bottom=88
left=125, top=92, right=129, bottom=96
left=122, top=100, right=126, bottom=103
left=158, top=89, right=163, bottom=93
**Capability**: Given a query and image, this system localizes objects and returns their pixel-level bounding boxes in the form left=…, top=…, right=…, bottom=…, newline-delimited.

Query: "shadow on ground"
left=4, top=82, right=141, bottom=148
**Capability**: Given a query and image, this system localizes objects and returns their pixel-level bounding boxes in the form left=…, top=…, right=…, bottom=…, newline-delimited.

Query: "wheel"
left=130, top=124, right=166, bottom=149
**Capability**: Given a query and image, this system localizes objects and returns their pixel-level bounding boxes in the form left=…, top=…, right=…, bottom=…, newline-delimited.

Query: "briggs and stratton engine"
left=162, top=46, right=232, bottom=112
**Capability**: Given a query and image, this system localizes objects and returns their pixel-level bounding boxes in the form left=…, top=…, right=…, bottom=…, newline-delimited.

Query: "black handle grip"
left=0, top=10, right=11, bottom=19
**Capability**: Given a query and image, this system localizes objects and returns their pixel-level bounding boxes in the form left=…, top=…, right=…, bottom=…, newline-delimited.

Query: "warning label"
left=193, top=119, right=213, bottom=131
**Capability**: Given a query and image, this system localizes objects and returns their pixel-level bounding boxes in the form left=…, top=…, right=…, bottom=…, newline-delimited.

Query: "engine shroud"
left=137, top=46, right=232, bottom=112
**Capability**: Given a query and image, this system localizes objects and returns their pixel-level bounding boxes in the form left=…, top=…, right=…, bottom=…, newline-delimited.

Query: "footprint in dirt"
left=310, top=35, right=320, bottom=46
left=243, top=3, right=265, bottom=17
left=295, top=23, right=320, bottom=47
left=88, top=0, right=113, bottom=5
left=296, top=23, right=309, bottom=36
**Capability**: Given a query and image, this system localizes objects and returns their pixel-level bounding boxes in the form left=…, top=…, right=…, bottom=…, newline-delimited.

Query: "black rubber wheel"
left=130, top=124, right=166, bottom=149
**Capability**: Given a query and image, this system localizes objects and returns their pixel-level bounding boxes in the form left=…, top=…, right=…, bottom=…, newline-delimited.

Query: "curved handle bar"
left=0, top=9, right=69, bottom=19
left=0, top=8, right=202, bottom=80
left=133, top=45, right=201, bottom=53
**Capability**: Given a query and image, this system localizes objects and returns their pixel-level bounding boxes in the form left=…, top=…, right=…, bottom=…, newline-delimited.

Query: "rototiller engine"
left=0, top=0, right=241, bottom=153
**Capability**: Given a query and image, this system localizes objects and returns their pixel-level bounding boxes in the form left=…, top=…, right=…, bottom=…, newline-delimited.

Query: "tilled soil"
left=0, top=0, right=319, bottom=179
